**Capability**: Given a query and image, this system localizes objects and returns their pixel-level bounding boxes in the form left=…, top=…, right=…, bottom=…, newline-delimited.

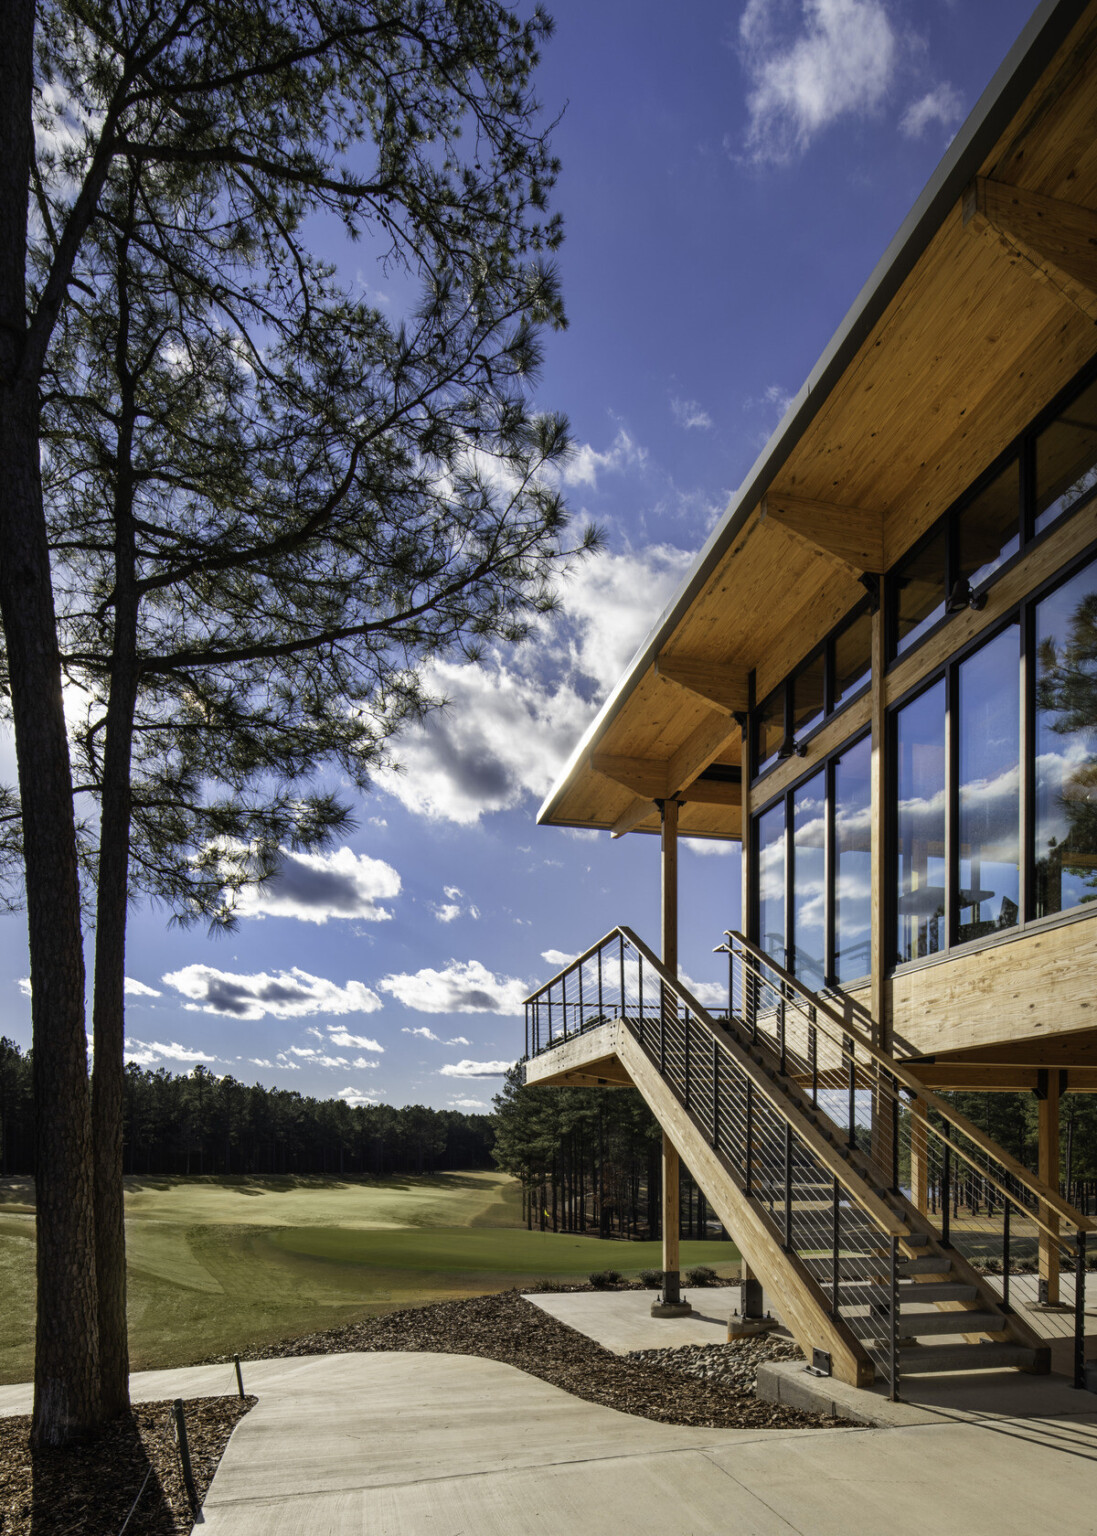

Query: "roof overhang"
left=539, top=0, right=1097, bottom=843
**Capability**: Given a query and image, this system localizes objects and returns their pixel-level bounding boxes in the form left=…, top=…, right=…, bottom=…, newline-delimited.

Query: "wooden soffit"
left=539, top=0, right=1097, bottom=837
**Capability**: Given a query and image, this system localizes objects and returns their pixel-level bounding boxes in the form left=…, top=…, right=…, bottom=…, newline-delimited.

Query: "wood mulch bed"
left=0, top=1395, right=253, bottom=1536
left=213, top=1287, right=852, bottom=1431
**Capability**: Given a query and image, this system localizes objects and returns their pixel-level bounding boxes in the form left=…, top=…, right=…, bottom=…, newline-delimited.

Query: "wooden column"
left=661, top=1131, right=681, bottom=1303
left=869, top=591, right=890, bottom=1172
left=910, top=1096, right=928, bottom=1216
left=1038, top=1074, right=1061, bottom=1305
left=659, top=798, right=683, bottom=1304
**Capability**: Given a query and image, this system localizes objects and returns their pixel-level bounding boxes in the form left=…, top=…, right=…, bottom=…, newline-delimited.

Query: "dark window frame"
left=749, top=726, right=872, bottom=988
left=887, top=354, right=1097, bottom=666
left=887, top=535, right=1097, bottom=975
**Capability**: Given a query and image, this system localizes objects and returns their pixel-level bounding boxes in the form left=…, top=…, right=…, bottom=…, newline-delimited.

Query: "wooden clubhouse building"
left=522, top=0, right=1097, bottom=1397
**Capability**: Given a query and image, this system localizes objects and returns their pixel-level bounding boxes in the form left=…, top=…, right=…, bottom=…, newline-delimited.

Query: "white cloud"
left=541, top=948, right=578, bottom=968
left=17, top=977, right=31, bottom=998
left=380, top=959, right=528, bottom=1015
left=162, top=964, right=383, bottom=1021
left=448, top=1035, right=472, bottom=1046
left=560, top=428, right=647, bottom=489
left=738, top=0, right=898, bottom=164
left=449, top=1096, right=489, bottom=1109
left=671, top=397, right=713, bottom=431
left=234, top=846, right=401, bottom=924
left=374, top=543, right=693, bottom=825
left=125, top=977, right=162, bottom=997
left=249, top=1057, right=274, bottom=1068
left=124, top=1038, right=213, bottom=1066
left=327, top=1028, right=384, bottom=1051
left=683, top=838, right=737, bottom=857
left=402, top=1025, right=474, bottom=1044
left=439, top=1058, right=515, bottom=1078
left=430, top=886, right=480, bottom=923
left=351, top=1056, right=380, bottom=1069
left=337, top=1084, right=383, bottom=1107
left=899, top=81, right=964, bottom=140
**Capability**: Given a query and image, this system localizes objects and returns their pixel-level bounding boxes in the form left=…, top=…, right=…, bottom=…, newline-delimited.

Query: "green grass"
left=0, top=1173, right=739, bottom=1384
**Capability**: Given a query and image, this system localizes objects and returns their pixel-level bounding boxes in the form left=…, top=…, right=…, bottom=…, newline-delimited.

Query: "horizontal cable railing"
left=717, top=932, right=1091, bottom=1389
left=525, top=926, right=908, bottom=1394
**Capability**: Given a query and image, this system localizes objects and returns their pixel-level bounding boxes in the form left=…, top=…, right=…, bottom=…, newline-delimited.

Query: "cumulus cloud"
left=163, top=964, right=383, bottom=1021
left=124, top=1038, right=213, bottom=1066
left=337, top=1085, right=383, bottom=1107
left=683, top=838, right=737, bottom=858
left=17, top=977, right=31, bottom=998
left=326, top=1028, right=384, bottom=1051
left=899, top=81, right=964, bottom=140
left=374, top=544, right=693, bottom=824
left=125, top=977, right=162, bottom=997
left=449, top=1096, right=488, bottom=1109
left=234, top=846, right=401, bottom=924
left=671, top=397, right=713, bottom=431
left=431, top=885, right=480, bottom=923
left=380, top=959, right=528, bottom=1015
left=560, top=427, right=647, bottom=489
left=439, top=1059, right=515, bottom=1078
left=541, top=948, right=578, bottom=968
left=737, top=0, right=898, bottom=164
left=402, top=1026, right=473, bottom=1044
left=351, top=1056, right=380, bottom=1069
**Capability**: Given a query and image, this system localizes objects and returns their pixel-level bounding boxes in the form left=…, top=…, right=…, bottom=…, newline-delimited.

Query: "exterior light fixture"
left=777, top=736, right=808, bottom=761
left=945, top=577, right=988, bottom=614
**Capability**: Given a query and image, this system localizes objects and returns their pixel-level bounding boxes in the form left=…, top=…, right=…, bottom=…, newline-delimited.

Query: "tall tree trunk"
left=0, top=0, right=99, bottom=1445
left=91, top=246, right=140, bottom=1419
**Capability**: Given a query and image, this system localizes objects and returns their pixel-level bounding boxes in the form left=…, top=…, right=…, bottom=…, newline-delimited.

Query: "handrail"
left=530, top=924, right=907, bottom=1237
left=524, top=927, right=623, bottom=1005
left=722, top=930, right=1094, bottom=1237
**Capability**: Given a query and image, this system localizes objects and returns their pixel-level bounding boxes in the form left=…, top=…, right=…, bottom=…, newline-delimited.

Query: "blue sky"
left=3, top=0, right=1040, bottom=1111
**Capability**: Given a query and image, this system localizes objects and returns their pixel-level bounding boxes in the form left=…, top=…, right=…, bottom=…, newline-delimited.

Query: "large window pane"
left=757, top=800, right=786, bottom=966
left=895, top=526, right=947, bottom=656
left=791, top=771, right=826, bottom=988
left=1035, top=376, right=1097, bottom=536
left=834, top=736, right=871, bottom=982
left=833, top=608, right=872, bottom=710
left=895, top=680, right=946, bottom=963
left=1035, top=557, right=1097, bottom=916
left=792, top=652, right=825, bottom=740
left=957, top=625, right=1020, bottom=943
left=755, top=684, right=785, bottom=775
left=958, top=461, right=1020, bottom=591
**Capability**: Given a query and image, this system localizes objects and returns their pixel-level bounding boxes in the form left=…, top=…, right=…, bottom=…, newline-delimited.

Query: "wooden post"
left=869, top=588, right=888, bottom=1050
left=1038, top=1074, right=1061, bottom=1305
left=662, top=1130, right=681, bottom=1303
left=910, top=1096, right=928, bottom=1215
left=661, top=797, right=679, bottom=976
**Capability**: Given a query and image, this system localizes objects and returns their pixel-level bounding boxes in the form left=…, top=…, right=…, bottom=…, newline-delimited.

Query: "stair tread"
left=897, top=1342, right=1035, bottom=1375
left=850, top=1309, right=1004, bottom=1340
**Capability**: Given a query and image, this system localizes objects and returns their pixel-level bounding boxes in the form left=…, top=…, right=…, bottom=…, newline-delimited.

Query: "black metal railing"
left=526, top=927, right=910, bottom=1395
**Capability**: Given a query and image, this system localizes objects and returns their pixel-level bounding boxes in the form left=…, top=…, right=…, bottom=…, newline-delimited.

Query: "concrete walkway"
left=5, top=1330, right=1097, bottom=1532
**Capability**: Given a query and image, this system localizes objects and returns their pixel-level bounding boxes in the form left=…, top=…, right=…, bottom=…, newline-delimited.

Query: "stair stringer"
left=612, top=1025, right=879, bottom=1389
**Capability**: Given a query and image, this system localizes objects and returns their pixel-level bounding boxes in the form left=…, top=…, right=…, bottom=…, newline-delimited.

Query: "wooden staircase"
left=524, top=927, right=1091, bottom=1396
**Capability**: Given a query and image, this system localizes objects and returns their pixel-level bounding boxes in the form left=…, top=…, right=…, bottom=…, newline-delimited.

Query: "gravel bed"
left=0, top=1394, right=253, bottom=1536
left=207, top=1289, right=851, bottom=1432
left=626, top=1335, right=806, bottom=1393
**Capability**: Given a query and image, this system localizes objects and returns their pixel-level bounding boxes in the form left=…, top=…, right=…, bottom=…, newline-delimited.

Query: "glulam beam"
left=655, top=654, right=750, bottom=715
left=963, top=176, right=1097, bottom=323
left=761, top=492, right=885, bottom=575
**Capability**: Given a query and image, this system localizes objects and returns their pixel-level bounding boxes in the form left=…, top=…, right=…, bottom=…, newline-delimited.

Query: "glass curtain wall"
left=791, top=771, right=826, bottom=988
left=1035, top=561, right=1097, bottom=914
left=757, top=800, right=786, bottom=967
left=834, top=736, right=872, bottom=983
left=957, top=623, right=1020, bottom=942
left=895, top=680, right=946, bottom=963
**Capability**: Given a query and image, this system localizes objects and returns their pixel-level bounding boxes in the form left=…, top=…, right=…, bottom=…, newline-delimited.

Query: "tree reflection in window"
left=1035, top=562, right=1097, bottom=915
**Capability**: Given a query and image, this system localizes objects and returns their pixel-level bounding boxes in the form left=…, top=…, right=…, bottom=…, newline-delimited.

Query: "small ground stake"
left=234, top=1353, right=245, bottom=1400
left=172, top=1397, right=199, bottom=1509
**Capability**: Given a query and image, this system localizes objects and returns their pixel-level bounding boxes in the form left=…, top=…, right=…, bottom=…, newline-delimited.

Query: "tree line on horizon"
left=0, top=1040, right=494, bottom=1180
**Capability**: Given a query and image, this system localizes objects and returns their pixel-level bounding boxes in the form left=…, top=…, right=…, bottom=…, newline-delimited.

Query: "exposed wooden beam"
left=679, top=779, right=742, bottom=807
left=907, top=1064, right=1097, bottom=1093
left=610, top=796, right=660, bottom=839
left=655, top=654, right=750, bottom=715
left=918, top=1027, right=1097, bottom=1070
left=963, top=176, right=1097, bottom=324
left=761, top=492, right=885, bottom=574
left=590, top=752, right=666, bottom=798
left=667, top=710, right=739, bottom=797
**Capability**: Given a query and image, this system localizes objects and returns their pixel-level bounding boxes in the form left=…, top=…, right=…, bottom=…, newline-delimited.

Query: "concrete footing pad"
left=650, top=1299, right=694, bottom=1317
